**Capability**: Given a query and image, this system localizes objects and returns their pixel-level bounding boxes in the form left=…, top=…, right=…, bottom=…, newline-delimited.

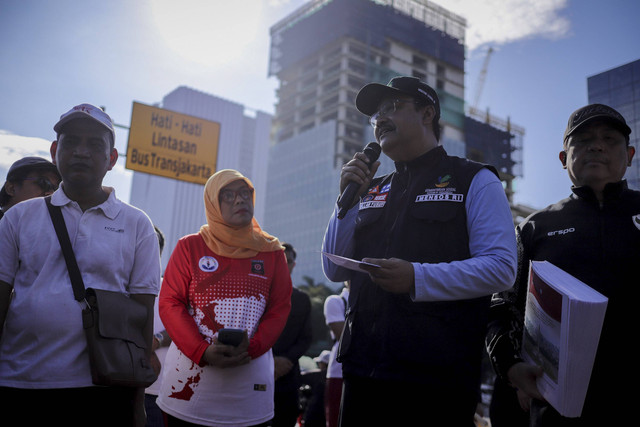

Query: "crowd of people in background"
left=0, top=74, right=637, bottom=427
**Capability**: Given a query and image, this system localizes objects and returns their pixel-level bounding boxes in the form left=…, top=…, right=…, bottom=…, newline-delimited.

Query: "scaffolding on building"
left=467, top=105, right=525, bottom=204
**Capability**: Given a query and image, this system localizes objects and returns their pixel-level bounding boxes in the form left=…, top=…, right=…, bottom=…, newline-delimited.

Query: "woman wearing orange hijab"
left=157, top=169, right=292, bottom=426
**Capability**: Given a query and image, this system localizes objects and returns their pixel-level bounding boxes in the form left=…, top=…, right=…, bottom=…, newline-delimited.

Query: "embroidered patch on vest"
left=360, top=183, right=390, bottom=210
left=251, top=260, right=265, bottom=275
left=416, top=186, right=464, bottom=203
left=199, top=256, right=218, bottom=272
left=633, top=214, right=640, bottom=231
left=435, top=174, right=451, bottom=188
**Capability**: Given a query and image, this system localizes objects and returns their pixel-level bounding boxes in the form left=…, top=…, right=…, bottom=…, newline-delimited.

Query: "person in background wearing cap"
left=0, top=156, right=60, bottom=219
left=321, top=76, right=517, bottom=426
left=486, top=104, right=639, bottom=426
left=0, top=103, right=161, bottom=426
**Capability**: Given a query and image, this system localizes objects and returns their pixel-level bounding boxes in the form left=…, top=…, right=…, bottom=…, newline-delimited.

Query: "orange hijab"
left=199, top=169, right=283, bottom=258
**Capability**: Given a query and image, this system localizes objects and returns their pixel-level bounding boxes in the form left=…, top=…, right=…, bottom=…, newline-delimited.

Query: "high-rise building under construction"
left=263, top=0, right=523, bottom=286
left=268, top=0, right=468, bottom=164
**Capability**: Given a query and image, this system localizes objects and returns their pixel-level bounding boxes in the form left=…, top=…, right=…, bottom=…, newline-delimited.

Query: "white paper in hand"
left=322, top=251, right=380, bottom=272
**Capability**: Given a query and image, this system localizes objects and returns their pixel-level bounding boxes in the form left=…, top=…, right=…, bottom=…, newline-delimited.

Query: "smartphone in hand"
left=217, top=328, right=245, bottom=346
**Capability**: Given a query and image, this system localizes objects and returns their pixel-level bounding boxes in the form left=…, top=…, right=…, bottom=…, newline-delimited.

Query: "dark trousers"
left=272, top=389, right=300, bottom=427
left=145, top=393, right=165, bottom=427
left=339, top=375, right=477, bottom=427
left=489, top=377, right=529, bottom=427
left=325, top=377, right=343, bottom=427
left=0, top=386, right=136, bottom=426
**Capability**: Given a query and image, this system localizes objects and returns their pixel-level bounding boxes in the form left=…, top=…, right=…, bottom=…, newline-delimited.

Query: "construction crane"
left=473, top=46, right=494, bottom=110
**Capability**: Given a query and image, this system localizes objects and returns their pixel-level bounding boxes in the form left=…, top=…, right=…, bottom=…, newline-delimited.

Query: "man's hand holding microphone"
left=337, top=142, right=381, bottom=219
left=335, top=142, right=415, bottom=294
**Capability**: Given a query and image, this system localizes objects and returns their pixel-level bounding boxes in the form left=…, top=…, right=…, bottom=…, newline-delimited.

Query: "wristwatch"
left=154, top=332, right=164, bottom=346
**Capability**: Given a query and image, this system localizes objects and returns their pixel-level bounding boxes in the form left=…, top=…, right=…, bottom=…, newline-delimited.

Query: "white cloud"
left=149, top=1, right=265, bottom=68
left=0, top=131, right=132, bottom=203
left=444, top=0, right=571, bottom=52
left=0, top=131, right=53, bottom=171
left=267, top=0, right=296, bottom=6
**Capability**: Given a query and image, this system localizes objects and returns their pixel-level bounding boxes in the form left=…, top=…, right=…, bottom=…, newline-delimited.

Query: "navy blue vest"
left=340, top=146, right=497, bottom=396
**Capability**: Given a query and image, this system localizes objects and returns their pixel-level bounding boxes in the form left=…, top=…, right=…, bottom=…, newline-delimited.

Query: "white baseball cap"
left=54, top=103, right=115, bottom=142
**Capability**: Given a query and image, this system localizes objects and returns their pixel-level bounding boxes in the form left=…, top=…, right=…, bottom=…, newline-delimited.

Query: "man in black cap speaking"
left=0, top=156, right=60, bottom=219
left=321, top=76, right=517, bottom=426
left=486, top=104, right=639, bottom=426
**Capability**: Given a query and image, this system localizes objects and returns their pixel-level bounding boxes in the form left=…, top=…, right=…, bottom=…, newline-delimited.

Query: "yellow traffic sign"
left=125, top=102, right=220, bottom=184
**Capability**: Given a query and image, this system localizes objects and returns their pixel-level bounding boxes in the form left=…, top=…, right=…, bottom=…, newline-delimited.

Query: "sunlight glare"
left=150, top=1, right=264, bottom=68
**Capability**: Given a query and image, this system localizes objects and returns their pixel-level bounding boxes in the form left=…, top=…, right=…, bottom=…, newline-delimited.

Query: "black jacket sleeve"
left=486, top=225, right=530, bottom=381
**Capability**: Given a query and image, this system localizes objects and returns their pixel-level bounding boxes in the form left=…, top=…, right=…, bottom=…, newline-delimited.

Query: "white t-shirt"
left=156, top=344, right=274, bottom=426
left=323, top=288, right=349, bottom=379
left=0, top=188, right=161, bottom=388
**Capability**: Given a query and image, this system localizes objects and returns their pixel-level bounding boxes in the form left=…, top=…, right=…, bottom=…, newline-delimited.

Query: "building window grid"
left=322, top=112, right=338, bottom=122
left=347, top=58, right=366, bottom=76
left=299, top=122, right=315, bottom=133
left=300, top=74, right=317, bottom=89
left=322, top=94, right=339, bottom=109
left=412, top=54, right=427, bottom=68
left=323, top=78, right=340, bottom=93
left=412, top=70, right=426, bottom=81
left=323, top=61, right=342, bottom=78
left=299, top=89, right=317, bottom=103
left=348, top=43, right=367, bottom=60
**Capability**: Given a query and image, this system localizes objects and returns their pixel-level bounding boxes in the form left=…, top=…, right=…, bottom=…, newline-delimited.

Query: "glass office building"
left=588, top=59, right=640, bottom=189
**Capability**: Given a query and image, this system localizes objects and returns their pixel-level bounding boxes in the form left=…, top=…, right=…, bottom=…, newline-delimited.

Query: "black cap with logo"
left=564, top=103, right=632, bottom=142
left=355, top=76, right=440, bottom=119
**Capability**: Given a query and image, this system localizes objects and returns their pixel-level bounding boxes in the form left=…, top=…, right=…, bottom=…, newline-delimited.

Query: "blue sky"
left=1, top=0, right=638, bottom=209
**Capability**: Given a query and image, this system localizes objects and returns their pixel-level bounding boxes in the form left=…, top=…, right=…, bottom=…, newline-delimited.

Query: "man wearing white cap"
left=0, top=103, right=161, bottom=426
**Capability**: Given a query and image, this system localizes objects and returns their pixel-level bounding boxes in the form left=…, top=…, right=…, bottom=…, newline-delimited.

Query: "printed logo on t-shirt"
left=104, top=226, right=125, bottom=233
left=199, top=256, right=219, bottom=272
left=633, top=214, right=640, bottom=231
left=254, top=384, right=267, bottom=391
left=251, top=260, right=265, bottom=276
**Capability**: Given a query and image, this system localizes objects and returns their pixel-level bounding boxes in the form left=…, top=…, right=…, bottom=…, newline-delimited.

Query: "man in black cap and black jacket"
left=0, top=156, right=60, bottom=219
left=322, top=76, right=517, bottom=426
left=486, top=103, right=639, bottom=426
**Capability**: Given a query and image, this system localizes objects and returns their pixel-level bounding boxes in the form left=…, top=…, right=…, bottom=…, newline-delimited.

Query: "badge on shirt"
left=416, top=190, right=464, bottom=203
left=416, top=175, right=463, bottom=203
left=251, top=260, right=265, bottom=275
left=633, top=214, right=640, bottom=231
left=360, top=184, right=390, bottom=210
left=199, top=256, right=219, bottom=272
left=435, top=174, right=451, bottom=188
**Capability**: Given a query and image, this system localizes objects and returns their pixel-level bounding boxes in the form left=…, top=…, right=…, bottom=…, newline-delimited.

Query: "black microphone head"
left=363, top=142, right=381, bottom=162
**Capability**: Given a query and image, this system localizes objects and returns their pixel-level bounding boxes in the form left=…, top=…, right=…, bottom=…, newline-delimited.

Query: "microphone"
left=337, top=142, right=381, bottom=219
